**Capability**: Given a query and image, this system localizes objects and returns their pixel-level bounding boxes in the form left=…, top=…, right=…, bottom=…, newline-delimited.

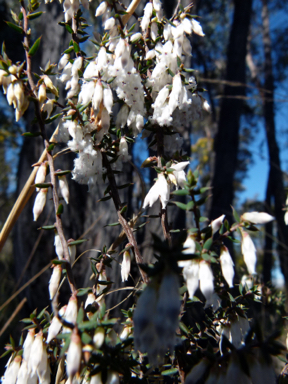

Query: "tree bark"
left=209, top=0, right=253, bottom=222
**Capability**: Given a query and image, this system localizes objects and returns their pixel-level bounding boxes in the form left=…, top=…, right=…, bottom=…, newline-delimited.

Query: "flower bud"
left=58, top=175, right=69, bottom=204
left=54, top=231, right=64, bottom=260
left=242, top=211, right=275, bottom=224
left=64, top=293, right=78, bottom=331
left=103, top=86, right=113, bottom=114
left=8, top=65, right=17, bottom=75
left=33, top=188, right=48, bottom=221
left=95, top=1, right=107, bottom=17
left=121, top=250, right=131, bottom=282
left=93, top=326, right=105, bottom=349
left=35, top=162, right=47, bottom=191
left=7, top=82, right=15, bottom=105
left=58, top=53, right=70, bottom=71
left=49, top=265, right=62, bottom=300
left=13, top=81, right=24, bottom=109
left=46, top=305, right=66, bottom=343
left=130, top=32, right=142, bottom=43
left=23, top=329, right=35, bottom=367
left=38, top=84, right=47, bottom=106
left=67, top=239, right=76, bottom=264
left=191, top=19, right=205, bottom=36
left=104, top=17, right=115, bottom=30
left=66, top=329, right=82, bottom=380
left=42, top=99, right=54, bottom=119
left=71, top=57, right=83, bottom=77
left=210, top=214, right=225, bottom=235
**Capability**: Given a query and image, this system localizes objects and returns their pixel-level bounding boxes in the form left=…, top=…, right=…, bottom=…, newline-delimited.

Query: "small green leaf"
left=56, top=204, right=64, bottom=215
left=5, top=21, right=23, bottom=34
left=199, top=216, right=209, bottom=222
left=120, top=205, right=127, bottom=214
left=177, top=56, right=182, bottom=67
left=65, top=24, right=73, bottom=34
left=39, top=225, right=55, bottom=230
left=34, top=183, right=51, bottom=188
left=167, top=68, right=175, bottom=77
left=171, top=189, right=189, bottom=196
left=186, top=200, right=195, bottom=211
left=68, top=239, right=88, bottom=246
left=172, top=201, right=187, bottom=210
left=45, top=113, right=62, bottom=124
left=81, top=332, right=92, bottom=344
left=232, top=206, right=240, bottom=223
left=64, top=46, right=74, bottom=54
left=27, top=11, right=43, bottom=20
left=73, top=42, right=80, bottom=53
left=55, top=170, right=71, bottom=176
left=22, top=132, right=42, bottom=137
left=28, top=36, right=42, bottom=56
left=161, top=368, right=178, bottom=376
left=104, top=222, right=120, bottom=227
left=47, top=143, right=55, bottom=152
left=203, top=238, right=213, bottom=251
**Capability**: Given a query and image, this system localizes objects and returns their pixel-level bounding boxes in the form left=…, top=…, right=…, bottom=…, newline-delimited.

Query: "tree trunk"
left=209, top=0, right=253, bottom=222
left=261, top=0, right=288, bottom=287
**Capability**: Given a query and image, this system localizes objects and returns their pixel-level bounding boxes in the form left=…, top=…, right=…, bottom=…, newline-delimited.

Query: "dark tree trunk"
left=261, top=0, right=288, bottom=287
left=209, top=0, right=253, bottom=222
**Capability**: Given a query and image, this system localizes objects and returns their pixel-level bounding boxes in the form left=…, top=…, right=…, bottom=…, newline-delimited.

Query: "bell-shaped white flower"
left=35, top=162, right=47, bottom=191
left=191, top=19, right=205, bottom=36
left=92, top=80, right=103, bottom=111
left=46, top=305, right=66, bottom=343
left=242, top=211, right=275, bottom=224
left=2, top=355, right=21, bottom=384
left=143, top=173, right=170, bottom=209
left=23, top=329, right=35, bottom=365
left=93, top=327, right=105, bottom=349
left=130, top=32, right=142, bottom=43
left=210, top=214, right=225, bottom=235
left=121, top=250, right=131, bottom=282
left=29, top=332, right=44, bottom=375
left=285, top=211, right=288, bottom=225
left=170, top=161, right=189, bottom=189
left=241, top=230, right=257, bottom=275
left=33, top=188, right=48, bottom=221
left=54, top=231, right=64, bottom=260
left=63, top=293, right=78, bottom=331
left=58, top=175, right=69, bottom=204
left=199, top=261, right=214, bottom=305
left=90, top=372, right=102, bottom=384
left=219, top=245, right=234, bottom=288
left=66, top=329, right=82, bottom=380
left=183, top=261, right=199, bottom=299
left=48, top=265, right=62, bottom=300
left=103, top=86, right=113, bottom=114
left=95, top=1, right=107, bottom=17
left=104, top=17, right=115, bottom=30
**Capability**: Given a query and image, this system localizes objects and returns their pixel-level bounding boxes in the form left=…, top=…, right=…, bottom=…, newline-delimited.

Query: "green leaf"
left=171, top=189, right=189, bottom=196
left=186, top=200, right=195, bottom=211
left=22, top=132, right=42, bottom=137
left=34, top=183, right=51, bottom=188
left=167, top=68, right=175, bottom=77
left=199, top=216, right=209, bottom=222
left=27, top=11, right=43, bottom=20
left=179, top=321, right=190, bottom=335
left=39, top=225, right=55, bottom=230
left=77, top=287, right=91, bottom=296
left=161, top=368, right=178, bottom=376
left=81, top=332, right=92, bottom=344
left=177, top=56, right=182, bottom=67
left=55, top=170, right=71, bottom=176
left=63, top=46, right=74, bottom=54
left=68, top=239, right=88, bottom=246
left=202, top=253, right=217, bottom=263
left=45, top=113, right=62, bottom=124
left=172, top=201, right=187, bottom=210
left=5, top=21, right=23, bottom=34
left=28, top=36, right=42, bottom=56
left=203, top=238, right=213, bottom=251
left=232, top=206, right=240, bottom=223
left=56, top=204, right=64, bottom=215
left=104, top=222, right=120, bottom=227
left=73, top=42, right=80, bottom=53
left=47, top=143, right=55, bottom=152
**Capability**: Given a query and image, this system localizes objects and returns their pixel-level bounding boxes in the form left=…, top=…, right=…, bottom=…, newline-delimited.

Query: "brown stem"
left=102, top=152, right=148, bottom=283
left=21, top=1, right=76, bottom=295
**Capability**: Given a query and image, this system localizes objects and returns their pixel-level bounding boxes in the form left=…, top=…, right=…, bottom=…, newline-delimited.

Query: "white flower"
left=33, top=188, right=48, bottom=221
left=58, top=53, right=70, bottom=71
left=119, top=137, right=130, bottom=162
left=150, top=22, right=158, bottom=41
left=35, top=162, right=47, bottom=191
left=191, top=19, right=205, bottom=36
left=143, top=174, right=170, bottom=209
left=23, top=329, right=35, bottom=365
left=153, top=0, right=162, bottom=12
left=2, top=355, right=21, bottom=384
left=242, top=211, right=275, bottom=224
left=121, top=250, right=131, bottom=282
left=54, top=232, right=64, bottom=260
left=92, top=80, right=103, bottom=110
left=63, top=293, right=78, bottom=331
left=66, top=330, right=82, bottom=380
left=107, top=371, right=119, bottom=384
left=199, top=261, right=214, bottom=306
left=95, top=1, right=107, bottom=17
left=48, top=265, right=62, bottom=300
left=71, top=57, right=83, bottom=77
left=241, top=230, right=257, bottom=275
left=178, top=235, right=196, bottom=268
left=16, top=359, right=29, bottom=384
left=210, top=214, right=225, bottom=235
left=93, top=327, right=105, bottom=348
left=285, top=211, right=288, bottom=225
left=219, top=246, right=234, bottom=288
left=104, top=17, right=115, bottom=30
left=103, top=86, right=113, bottom=114
left=90, top=372, right=102, bottom=384
left=46, top=306, right=66, bottom=343
left=145, top=49, right=156, bottom=60
left=143, top=2, right=153, bottom=18
left=29, top=332, right=44, bottom=375
left=130, top=32, right=142, bottom=43
left=170, top=161, right=189, bottom=189
left=58, top=175, right=69, bottom=204
left=183, top=261, right=199, bottom=299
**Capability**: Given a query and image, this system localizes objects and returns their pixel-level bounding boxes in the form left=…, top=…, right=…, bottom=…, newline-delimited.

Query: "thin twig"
left=0, top=298, right=27, bottom=337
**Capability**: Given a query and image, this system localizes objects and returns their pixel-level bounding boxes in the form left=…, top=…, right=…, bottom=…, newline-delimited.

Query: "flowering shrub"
left=0, top=0, right=286, bottom=383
